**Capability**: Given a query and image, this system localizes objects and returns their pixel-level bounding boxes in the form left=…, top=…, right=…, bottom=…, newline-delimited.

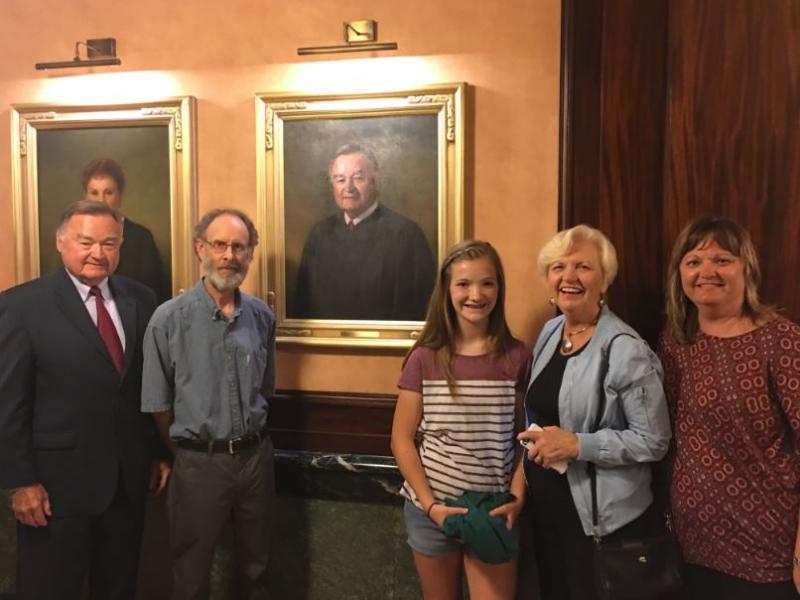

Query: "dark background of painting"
left=282, top=114, right=438, bottom=318
left=36, top=125, right=171, bottom=290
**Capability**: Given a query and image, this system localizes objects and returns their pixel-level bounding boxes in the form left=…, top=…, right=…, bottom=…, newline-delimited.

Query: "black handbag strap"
left=588, top=333, right=633, bottom=539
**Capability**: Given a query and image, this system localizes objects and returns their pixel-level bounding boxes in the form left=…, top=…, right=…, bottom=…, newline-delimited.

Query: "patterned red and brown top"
left=659, top=316, right=800, bottom=582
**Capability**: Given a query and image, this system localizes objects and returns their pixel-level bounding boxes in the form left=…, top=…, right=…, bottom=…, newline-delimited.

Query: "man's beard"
left=203, top=256, right=248, bottom=292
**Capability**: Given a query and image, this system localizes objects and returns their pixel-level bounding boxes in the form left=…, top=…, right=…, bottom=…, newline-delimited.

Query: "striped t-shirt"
left=398, top=341, right=531, bottom=507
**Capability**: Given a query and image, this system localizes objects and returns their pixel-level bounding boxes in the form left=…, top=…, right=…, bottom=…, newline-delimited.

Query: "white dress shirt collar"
left=344, top=201, right=378, bottom=227
left=65, top=269, right=112, bottom=302
left=64, top=269, right=126, bottom=349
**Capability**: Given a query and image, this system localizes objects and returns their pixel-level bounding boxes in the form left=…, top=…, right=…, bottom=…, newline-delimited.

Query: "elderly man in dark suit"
left=0, top=201, right=170, bottom=600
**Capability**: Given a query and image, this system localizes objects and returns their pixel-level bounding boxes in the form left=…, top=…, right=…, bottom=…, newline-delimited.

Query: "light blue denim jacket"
left=526, top=306, right=671, bottom=537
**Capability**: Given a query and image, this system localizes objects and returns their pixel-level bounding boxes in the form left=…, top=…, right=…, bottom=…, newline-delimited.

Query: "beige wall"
left=0, top=0, right=560, bottom=394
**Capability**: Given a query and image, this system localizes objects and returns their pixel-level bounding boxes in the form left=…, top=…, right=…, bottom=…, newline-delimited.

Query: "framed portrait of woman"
left=10, top=97, right=197, bottom=300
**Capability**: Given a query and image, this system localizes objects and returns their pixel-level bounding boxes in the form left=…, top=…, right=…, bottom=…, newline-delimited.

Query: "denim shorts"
left=403, top=500, right=461, bottom=556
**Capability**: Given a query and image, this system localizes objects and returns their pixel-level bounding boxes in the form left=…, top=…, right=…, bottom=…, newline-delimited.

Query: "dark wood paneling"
left=597, top=0, right=669, bottom=345
left=559, top=0, right=605, bottom=228
left=664, top=0, right=800, bottom=321
left=269, top=390, right=396, bottom=455
left=561, top=0, right=669, bottom=345
left=562, top=0, right=800, bottom=342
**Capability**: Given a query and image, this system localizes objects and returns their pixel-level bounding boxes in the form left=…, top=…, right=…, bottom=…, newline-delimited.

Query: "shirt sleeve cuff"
left=576, top=432, right=601, bottom=462
left=141, top=400, right=172, bottom=413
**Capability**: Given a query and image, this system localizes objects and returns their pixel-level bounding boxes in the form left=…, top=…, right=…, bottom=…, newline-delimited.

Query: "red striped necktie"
left=89, top=286, right=124, bottom=373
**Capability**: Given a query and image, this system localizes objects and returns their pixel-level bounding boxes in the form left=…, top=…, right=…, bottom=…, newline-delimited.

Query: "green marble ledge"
left=215, top=450, right=423, bottom=599
left=0, top=452, right=538, bottom=599
left=0, top=452, right=422, bottom=600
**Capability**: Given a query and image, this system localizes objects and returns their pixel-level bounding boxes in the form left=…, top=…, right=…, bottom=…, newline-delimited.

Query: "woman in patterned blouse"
left=660, top=216, right=800, bottom=599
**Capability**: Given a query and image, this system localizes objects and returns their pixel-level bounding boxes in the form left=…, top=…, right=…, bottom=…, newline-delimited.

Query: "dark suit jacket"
left=119, top=218, right=169, bottom=303
left=0, top=268, right=158, bottom=517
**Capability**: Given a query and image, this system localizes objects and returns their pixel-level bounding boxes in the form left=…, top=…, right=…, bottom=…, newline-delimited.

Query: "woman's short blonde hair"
left=537, top=224, right=618, bottom=288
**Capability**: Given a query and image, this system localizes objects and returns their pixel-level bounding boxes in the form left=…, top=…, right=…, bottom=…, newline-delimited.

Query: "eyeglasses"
left=202, top=239, right=250, bottom=255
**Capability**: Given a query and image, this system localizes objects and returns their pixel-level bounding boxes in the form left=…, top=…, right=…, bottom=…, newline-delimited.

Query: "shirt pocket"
left=248, top=344, right=269, bottom=391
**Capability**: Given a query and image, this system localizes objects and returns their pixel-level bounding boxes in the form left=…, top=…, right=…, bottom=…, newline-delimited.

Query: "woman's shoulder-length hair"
left=665, top=215, right=775, bottom=344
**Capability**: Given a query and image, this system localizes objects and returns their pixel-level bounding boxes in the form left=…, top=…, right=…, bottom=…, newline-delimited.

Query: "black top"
left=525, top=337, right=587, bottom=427
left=119, top=218, right=170, bottom=303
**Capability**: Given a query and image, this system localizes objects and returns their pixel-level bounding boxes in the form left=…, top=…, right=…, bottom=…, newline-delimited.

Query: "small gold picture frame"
left=10, top=97, right=197, bottom=298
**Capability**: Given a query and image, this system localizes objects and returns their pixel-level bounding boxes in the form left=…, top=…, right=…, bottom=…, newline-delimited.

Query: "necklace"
left=561, top=317, right=599, bottom=353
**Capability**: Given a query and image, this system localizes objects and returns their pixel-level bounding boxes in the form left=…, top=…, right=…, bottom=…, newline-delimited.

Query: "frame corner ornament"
left=141, top=106, right=183, bottom=150
left=407, top=94, right=455, bottom=141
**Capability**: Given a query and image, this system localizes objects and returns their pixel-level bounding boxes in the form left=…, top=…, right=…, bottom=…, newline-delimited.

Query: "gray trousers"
left=168, top=436, right=276, bottom=600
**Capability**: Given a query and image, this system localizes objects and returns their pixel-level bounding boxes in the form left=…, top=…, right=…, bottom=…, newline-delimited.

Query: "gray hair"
left=56, top=200, right=122, bottom=238
left=193, top=208, right=259, bottom=247
left=328, top=143, right=380, bottom=174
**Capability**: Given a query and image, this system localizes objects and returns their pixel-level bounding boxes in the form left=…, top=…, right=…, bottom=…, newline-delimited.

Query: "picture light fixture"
left=298, top=20, right=398, bottom=56
left=36, top=38, right=121, bottom=70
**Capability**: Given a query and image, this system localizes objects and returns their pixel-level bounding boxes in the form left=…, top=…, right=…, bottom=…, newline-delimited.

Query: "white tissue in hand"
left=525, top=423, right=569, bottom=475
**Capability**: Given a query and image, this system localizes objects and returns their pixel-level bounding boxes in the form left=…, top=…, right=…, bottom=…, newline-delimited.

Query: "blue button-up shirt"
left=141, top=280, right=275, bottom=441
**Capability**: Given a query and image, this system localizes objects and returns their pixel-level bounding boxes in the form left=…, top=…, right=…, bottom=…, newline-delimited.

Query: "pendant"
left=561, top=337, right=573, bottom=352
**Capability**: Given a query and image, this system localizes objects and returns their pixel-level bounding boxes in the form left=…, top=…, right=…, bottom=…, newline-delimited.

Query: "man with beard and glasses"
left=141, top=209, right=276, bottom=600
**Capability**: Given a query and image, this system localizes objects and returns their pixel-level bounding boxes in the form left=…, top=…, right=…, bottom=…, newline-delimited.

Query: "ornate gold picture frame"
left=256, top=83, right=465, bottom=348
left=10, top=97, right=197, bottom=298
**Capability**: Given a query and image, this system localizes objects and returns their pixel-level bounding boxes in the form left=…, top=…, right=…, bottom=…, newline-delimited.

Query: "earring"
left=598, top=296, right=605, bottom=308
left=547, top=297, right=556, bottom=306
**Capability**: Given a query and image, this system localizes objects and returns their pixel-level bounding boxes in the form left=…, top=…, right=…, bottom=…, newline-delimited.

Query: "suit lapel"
left=52, top=268, right=115, bottom=369
left=110, top=276, right=137, bottom=379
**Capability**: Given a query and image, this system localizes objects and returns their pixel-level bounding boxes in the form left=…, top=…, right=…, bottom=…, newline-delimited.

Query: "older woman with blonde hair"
left=518, top=224, right=671, bottom=600
left=660, top=215, right=800, bottom=599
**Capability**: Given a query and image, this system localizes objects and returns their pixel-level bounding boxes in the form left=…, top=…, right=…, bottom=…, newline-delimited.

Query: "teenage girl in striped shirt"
left=392, top=240, right=531, bottom=599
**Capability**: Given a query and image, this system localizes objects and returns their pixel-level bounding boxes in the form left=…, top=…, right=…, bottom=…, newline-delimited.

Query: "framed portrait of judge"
left=256, top=83, right=466, bottom=348
left=10, top=97, right=197, bottom=301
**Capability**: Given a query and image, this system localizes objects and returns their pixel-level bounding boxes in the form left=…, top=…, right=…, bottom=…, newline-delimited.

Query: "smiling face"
left=195, top=213, right=253, bottom=292
left=679, top=236, right=746, bottom=317
left=448, top=256, right=499, bottom=332
left=56, top=213, right=122, bottom=286
left=546, top=241, right=607, bottom=322
left=84, top=175, right=122, bottom=210
left=329, top=152, right=378, bottom=219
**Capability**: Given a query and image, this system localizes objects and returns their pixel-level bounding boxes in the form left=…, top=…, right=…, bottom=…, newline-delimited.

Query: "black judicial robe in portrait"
left=119, top=218, right=170, bottom=303
left=293, top=205, right=435, bottom=320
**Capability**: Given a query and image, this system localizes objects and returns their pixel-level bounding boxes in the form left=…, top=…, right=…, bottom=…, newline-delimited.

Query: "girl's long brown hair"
left=404, top=240, right=514, bottom=393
